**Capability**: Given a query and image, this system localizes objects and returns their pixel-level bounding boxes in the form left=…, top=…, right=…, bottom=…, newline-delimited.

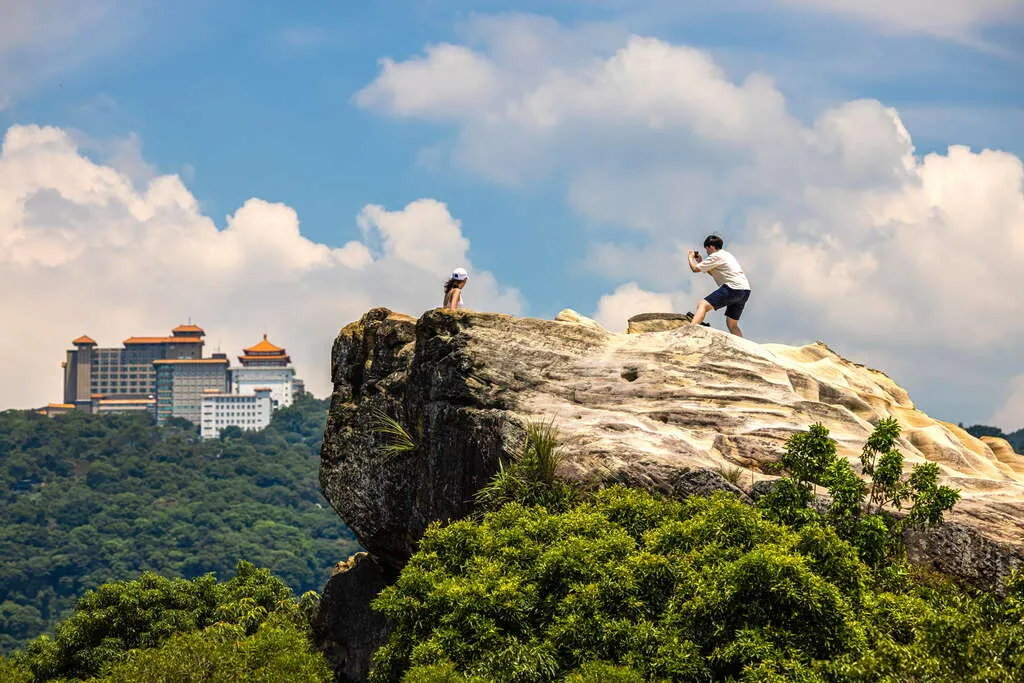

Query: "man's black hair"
left=704, top=234, right=724, bottom=250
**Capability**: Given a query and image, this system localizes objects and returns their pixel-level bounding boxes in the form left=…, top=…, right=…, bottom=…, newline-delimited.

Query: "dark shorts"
left=704, top=285, right=750, bottom=320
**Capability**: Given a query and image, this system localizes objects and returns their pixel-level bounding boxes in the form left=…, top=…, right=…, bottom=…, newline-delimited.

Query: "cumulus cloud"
left=357, top=16, right=1024, bottom=425
left=990, top=374, right=1024, bottom=432
left=0, top=124, right=522, bottom=409
left=593, top=283, right=689, bottom=331
left=355, top=44, right=501, bottom=120
left=775, top=0, right=1024, bottom=42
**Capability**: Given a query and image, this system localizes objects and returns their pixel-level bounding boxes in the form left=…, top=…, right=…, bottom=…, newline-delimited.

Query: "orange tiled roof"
left=172, top=324, right=205, bottom=334
left=152, top=358, right=229, bottom=365
left=48, top=403, right=75, bottom=408
left=238, top=355, right=291, bottom=364
left=123, top=337, right=203, bottom=344
left=244, top=334, right=285, bottom=354
left=72, top=335, right=97, bottom=345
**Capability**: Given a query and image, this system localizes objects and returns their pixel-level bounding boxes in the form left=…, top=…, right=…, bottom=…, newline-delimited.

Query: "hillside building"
left=200, top=388, right=274, bottom=439
left=53, top=326, right=304, bottom=434
left=61, top=324, right=205, bottom=412
left=154, top=355, right=230, bottom=424
left=231, top=334, right=295, bottom=409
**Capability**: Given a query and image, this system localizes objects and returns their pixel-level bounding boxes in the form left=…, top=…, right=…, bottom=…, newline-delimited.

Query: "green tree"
left=94, top=614, right=330, bottom=682
left=371, top=488, right=872, bottom=682
left=759, top=419, right=960, bottom=564
left=0, top=399, right=358, bottom=653
left=370, top=486, right=1023, bottom=682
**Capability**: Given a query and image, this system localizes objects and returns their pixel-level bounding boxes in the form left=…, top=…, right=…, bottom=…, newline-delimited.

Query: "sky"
left=1, top=0, right=1023, bottom=429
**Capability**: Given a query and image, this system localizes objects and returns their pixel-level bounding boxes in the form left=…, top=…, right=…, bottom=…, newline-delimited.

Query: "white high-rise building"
left=230, top=334, right=296, bottom=408
left=200, top=388, right=273, bottom=439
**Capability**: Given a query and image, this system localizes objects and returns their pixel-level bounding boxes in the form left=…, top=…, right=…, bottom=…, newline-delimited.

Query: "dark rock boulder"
left=313, top=553, right=398, bottom=682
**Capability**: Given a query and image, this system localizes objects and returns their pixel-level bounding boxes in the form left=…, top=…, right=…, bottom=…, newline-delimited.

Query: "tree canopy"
left=369, top=420, right=1022, bottom=682
left=2, top=561, right=331, bottom=682
left=0, top=395, right=358, bottom=653
left=372, top=486, right=1024, bottom=682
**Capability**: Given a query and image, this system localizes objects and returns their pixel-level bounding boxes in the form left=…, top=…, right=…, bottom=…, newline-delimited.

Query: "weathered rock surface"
left=318, top=306, right=1024, bottom=676
left=626, top=312, right=691, bottom=334
left=313, top=553, right=397, bottom=682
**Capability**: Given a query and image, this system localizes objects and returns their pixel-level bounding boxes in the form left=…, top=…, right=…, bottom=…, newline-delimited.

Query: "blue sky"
left=2, top=0, right=1023, bottom=427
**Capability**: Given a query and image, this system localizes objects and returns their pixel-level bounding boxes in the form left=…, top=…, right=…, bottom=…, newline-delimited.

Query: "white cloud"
left=355, top=44, right=501, bottom=120
left=357, top=16, right=1024, bottom=425
left=775, top=0, right=1024, bottom=42
left=593, top=283, right=689, bottom=331
left=0, top=124, right=522, bottom=409
left=990, top=374, right=1024, bottom=432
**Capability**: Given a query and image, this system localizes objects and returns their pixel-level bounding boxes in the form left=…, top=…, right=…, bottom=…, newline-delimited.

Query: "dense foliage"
left=0, top=561, right=331, bottom=682
left=370, top=421, right=1020, bottom=682
left=371, top=486, right=1024, bottom=682
left=758, top=419, right=960, bottom=566
left=963, top=423, right=1024, bottom=454
left=0, top=395, right=358, bottom=653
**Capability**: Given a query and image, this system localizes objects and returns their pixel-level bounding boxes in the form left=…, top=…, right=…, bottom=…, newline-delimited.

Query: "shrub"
left=16, top=561, right=306, bottom=681
left=759, top=419, right=960, bottom=564
left=94, top=614, right=330, bottom=682
left=371, top=478, right=1020, bottom=682
left=474, top=419, right=577, bottom=513
left=371, top=488, right=875, bottom=682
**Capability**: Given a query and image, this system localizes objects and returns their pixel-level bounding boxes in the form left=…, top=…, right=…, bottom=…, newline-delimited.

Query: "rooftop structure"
left=54, top=326, right=304, bottom=431
left=238, top=334, right=292, bottom=366
left=61, top=324, right=204, bottom=412
left=231, top=334, right=296, bottom=408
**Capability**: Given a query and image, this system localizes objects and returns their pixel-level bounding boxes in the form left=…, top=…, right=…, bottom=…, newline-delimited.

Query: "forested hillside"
left=0, top=395, right=358, bottom=653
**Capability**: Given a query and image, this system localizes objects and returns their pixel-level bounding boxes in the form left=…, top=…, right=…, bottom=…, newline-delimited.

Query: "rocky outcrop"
left=313, top=553, right=397, bottom=682
left=626, top=312, right=691, bottom=334
left=318, top=307, right=1024, bottom=677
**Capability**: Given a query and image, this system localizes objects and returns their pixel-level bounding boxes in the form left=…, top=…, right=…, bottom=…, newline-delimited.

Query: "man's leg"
left=691, top=299, right=715, bottom=326
left=723, top=291, right=749, bottom=337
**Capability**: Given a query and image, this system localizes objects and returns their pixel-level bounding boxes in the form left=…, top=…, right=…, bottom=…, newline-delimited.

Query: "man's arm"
left=687, top=250, right=702, bottom=273
left=692, top=252, right=720, bottom=273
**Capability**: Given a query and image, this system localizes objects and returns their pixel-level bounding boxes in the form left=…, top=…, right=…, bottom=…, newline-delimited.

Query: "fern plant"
left=475, top=417, right=575, bottom=512
left=369, top=407, right=416, bottom=456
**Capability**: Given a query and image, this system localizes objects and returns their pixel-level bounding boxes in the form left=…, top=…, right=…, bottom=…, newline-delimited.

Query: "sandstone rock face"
left=626, top=312, right=691, bottom=334
left=324, top=307, right=1023, bottom=556
left=320, top=309, right=1024, bottom=588
left=319, top=306, right=1024, bottom=677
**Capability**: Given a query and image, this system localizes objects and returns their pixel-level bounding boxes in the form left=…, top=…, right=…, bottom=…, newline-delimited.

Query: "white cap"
left=451, top=267, right=469, bottom=281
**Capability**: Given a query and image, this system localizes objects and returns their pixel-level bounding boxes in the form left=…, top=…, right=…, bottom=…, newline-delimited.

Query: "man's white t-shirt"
left=696, top=249, right=750, bottom=290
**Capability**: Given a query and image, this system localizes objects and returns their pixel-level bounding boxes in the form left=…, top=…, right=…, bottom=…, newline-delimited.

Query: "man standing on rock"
left=688, top=235, right=751, bottom=337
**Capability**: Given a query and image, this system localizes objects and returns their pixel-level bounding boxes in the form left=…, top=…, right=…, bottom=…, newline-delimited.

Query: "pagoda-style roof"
left=238, top=355, right=292, bottom=365
left=72, top=335, right=96, bottom=346
left=123, top=336, right=203, bottom=345
left=244, top=334, right=286, bottom=354
left=172, top=323, right=205, bottom=336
